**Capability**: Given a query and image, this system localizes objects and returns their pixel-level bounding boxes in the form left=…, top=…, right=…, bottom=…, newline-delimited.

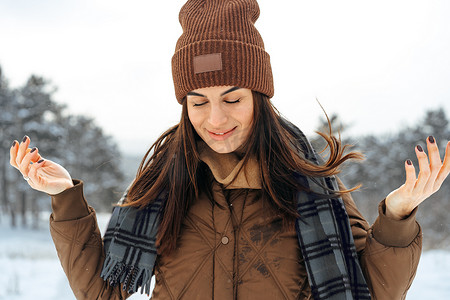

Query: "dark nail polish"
left=417, top=145, right=423, bottom=152
left=37, top=159, right=44, bottom=164
left=30, top=147, right=37, bottom=153
left=407, top=159, right=412, bottom=165
left=22, top=135, right=28, bottom=143
left=428, top=136, right=435, bottom=143
left=12, top=141, right=17, bottom=147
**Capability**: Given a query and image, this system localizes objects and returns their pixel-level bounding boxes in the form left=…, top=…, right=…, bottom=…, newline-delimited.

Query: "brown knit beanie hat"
left=171, top=0, right=274, bottom=104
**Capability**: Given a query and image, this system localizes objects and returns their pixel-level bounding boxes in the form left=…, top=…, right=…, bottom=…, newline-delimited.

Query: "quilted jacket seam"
left=67, top=219, right=80, bottom=280
left=177, top=251, right=216, bottom=299
left=49, top=223, right=73, bottom=242
left=185, top=214, right=235, bottom=281
left=236, top=228, right=291, bottom=299
left=156, top=265, right=175, bottom=300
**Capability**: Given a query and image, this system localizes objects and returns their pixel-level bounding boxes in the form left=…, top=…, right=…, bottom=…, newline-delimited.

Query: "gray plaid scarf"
left=101, top=125, right=371, bottom=299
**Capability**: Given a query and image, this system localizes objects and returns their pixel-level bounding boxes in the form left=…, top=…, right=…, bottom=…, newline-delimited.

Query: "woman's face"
left=186, top=85, right=254, bottom=153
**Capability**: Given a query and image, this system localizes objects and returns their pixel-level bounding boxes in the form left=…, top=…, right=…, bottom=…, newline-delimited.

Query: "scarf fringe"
left=100, top=255, right=153, bottom=295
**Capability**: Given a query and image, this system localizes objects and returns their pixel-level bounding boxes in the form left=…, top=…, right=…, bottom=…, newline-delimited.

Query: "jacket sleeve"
left=336, top=177, right=422, bottom=300
left=48, top=179, right=132, bottom=300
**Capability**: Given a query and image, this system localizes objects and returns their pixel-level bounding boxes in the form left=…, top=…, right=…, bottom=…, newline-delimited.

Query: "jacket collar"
left=197, top=140, right=261, bottom=189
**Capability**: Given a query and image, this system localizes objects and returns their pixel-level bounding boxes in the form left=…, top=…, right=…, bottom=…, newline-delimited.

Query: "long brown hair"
left=122, top=91, right=364, bottom=255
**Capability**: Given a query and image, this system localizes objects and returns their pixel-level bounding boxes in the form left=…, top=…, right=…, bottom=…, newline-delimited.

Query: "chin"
left=206, top=139, right=240, bottom=154
left=208, top=144, right=236, bottom=154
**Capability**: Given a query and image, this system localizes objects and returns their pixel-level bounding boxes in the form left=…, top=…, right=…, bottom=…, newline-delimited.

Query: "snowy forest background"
left=1, top=66, right=449, bottom=249
left=1, top=66, right=450, bottom=298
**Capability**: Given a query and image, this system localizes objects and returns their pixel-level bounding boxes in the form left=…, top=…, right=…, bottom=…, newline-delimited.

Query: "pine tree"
left=1, top=67, right=125, bottom=227
left=0, top=67, right=17, bottom=225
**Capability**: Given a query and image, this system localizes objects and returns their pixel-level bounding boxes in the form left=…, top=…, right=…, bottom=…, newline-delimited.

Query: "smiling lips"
left=207, top=127, right=237, bottom=140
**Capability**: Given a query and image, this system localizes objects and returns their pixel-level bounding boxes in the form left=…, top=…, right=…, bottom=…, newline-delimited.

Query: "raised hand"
left=385, top=136, right=450, bottom=220
left=10, top=135, right=74, bottom=195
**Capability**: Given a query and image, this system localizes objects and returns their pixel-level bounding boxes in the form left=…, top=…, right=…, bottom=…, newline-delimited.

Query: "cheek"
left=187, top=109, right=203, bottom=133
left=240, top=104, right=254, bottom=129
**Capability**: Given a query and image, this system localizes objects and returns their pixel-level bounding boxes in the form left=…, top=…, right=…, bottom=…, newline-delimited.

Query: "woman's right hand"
left=10, top=135, right=74, bottom=195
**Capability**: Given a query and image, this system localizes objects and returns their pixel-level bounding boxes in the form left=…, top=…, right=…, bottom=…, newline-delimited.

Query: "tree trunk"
left=1, top=156, right=9, bottom=220
left=21, top=190, right=27, bottom=226
left=10, top=202, right=16, bottom=227
left=31, top=196, right=39, bottom=229
left=1, top=157, right=16, bottom=227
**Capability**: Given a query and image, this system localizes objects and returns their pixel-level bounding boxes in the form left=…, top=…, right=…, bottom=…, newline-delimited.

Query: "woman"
left=9, top=0, right=450, bottom=299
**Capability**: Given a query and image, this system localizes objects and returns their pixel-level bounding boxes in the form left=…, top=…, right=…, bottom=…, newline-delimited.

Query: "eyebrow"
left=186, top=86, right=241, bottom=98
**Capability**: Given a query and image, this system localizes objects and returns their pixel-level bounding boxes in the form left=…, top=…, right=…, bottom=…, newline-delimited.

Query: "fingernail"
left=22, top=135, right=28, bottom=143
left=428, top=136, right=435, bottom=143
left=417, top=145, right=423, bottom=152
left=12, top=141, right=17, bottom=147
left=407, top=159, right=412, bottom=165
left=30, top=147, right=37, bottom=153
left=37, top=159, right=44, bottom=164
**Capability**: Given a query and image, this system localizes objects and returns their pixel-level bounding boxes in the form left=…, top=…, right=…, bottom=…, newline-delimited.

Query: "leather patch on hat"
left=193, top=53, right=222, bottom=74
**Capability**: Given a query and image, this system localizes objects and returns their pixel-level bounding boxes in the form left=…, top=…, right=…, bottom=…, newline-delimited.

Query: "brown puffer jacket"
left=49, top=145, right=422, bottom=300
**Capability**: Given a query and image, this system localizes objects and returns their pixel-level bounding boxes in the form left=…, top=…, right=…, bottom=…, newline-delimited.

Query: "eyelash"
left=225, top=98, right=241, bottom=104
left=193, top=98, right=241, bottom=107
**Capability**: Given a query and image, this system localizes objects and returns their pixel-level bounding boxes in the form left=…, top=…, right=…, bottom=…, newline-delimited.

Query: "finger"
left=413, top=144, right=430, bottom=193
left=30, top=151, right=43, bottom=163
left=435, top=141, right=450, bottom=188
left=23, top=147, right=42, bottom=163
left=28, top=158, right=45, bottom=188
left=9, top=140, right=19, bottom=169
left=16, top=135, right=30, bottom=167
left=19, top=147, right=39, bottom=177
left=404, top=159, right=416, bottom=193
left=425, top=136, right=442, bottom=192
left=426, top=135, right=442, bottom=169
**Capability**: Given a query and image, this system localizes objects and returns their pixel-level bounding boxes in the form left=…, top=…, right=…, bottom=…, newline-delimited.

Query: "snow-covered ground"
left=0, top=212, right=449, bottom=300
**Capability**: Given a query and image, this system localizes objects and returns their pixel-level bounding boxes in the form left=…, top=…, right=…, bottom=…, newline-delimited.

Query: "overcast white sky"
left=1, top=0, right=449, bottom=155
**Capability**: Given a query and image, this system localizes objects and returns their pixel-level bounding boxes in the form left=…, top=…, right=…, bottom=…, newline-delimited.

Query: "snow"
left=0, top=213, right=151, bottom=300
left=0, top=212, right=448, bottom=299
left=407, top=250, right=450, bottom=298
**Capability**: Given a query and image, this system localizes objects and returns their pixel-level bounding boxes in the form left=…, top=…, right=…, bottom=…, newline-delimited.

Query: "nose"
left=208, top=103, right=228, bottom=127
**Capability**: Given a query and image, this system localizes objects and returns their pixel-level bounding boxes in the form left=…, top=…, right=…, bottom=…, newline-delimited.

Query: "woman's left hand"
left=385, top=136, right=450, bottom=220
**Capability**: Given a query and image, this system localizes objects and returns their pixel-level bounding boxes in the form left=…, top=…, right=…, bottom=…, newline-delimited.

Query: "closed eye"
left=192, top=99, right=240, bottom=106
left=193, top=102, right=207, bottom=107
left=225, top=99, right=241, bottom=104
